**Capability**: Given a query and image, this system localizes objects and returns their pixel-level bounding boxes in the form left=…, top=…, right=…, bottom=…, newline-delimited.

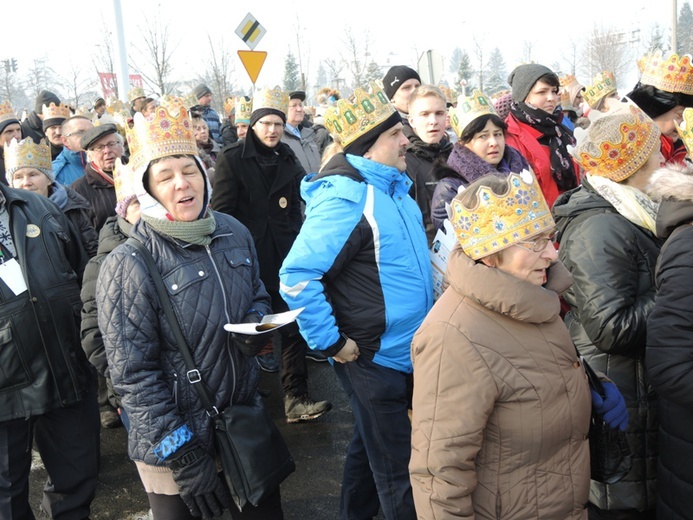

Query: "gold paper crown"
left=450, top=90, right=497, bottom=138
left=675, top=107, right=693, bottom=156
left=323, top=82, right=396, bottom=147
left=449, top=170, right=554, bottom=260
left=583, top=71, right=617, bottom=108
left=159, top=94, right=187, bottom=115
left=573, top=102, right=661, bottom=182
left=224, top=97, right=234, bottom=115
left=128, top=86, right=146, bottom=103
left=234, top=96, right=252, bottom=123
left=252, top=86, right=288, bottom=116
left=4, top=137, right=52, bottom=174
left=41, top=102, right=71, bottom=121
left=126, top=106, right=198, bottom=172
left=638, top=50, right=693, bottom=94
left=559, top=74, right=581, bottom=110
left=113, top=158, right=136, bottom=203
left=0, top=101, right=18, bottom=126
left=183, top=92, right=199, bottom=109
left=559, top=74, right=579, bottom=89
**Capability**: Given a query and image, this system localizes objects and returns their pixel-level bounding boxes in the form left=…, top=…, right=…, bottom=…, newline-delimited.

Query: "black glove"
left=169, top=444, right=230, bottom=519
left=231, top=331, right=274, bottom=357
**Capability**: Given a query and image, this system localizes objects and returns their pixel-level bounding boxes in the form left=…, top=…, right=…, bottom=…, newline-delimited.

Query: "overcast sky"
left=2, top=0, right=680, bottom=102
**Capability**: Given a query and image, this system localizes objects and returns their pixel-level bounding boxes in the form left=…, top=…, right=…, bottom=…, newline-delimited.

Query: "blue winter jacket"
left=280, top=153, right=433, bottom=373
left=52, top=147, right=87, bottom=186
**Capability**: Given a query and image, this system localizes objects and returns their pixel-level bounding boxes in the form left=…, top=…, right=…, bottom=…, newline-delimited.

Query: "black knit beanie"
left=249, top=108, right=286, bottom=128
left=507, top=64, right=557, bottom=103
left=382, top=66, right=421, bottom=100
left=0, top=116, right=20, bottom=134
left=344, top=111, right=402, bottom=156
left=43, top=116, right=66, bottom=132
left=35, top=90, right=61, bottom=114
left=194, top=84, right=212, bottom=100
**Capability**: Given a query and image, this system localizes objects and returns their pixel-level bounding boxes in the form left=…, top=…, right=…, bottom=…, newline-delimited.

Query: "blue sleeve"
left=280, top=189, right=364, bottom=352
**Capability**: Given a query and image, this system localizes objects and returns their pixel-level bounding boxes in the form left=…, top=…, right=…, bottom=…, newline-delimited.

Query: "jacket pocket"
left=0, top=322, right=32, bottom=393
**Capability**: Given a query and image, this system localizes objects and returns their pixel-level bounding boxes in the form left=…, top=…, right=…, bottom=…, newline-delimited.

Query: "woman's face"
left=464, top=120, right=506, bottom=166
left=125, top=199, right=141, bottom=225
left=483, top=230, right=558, bottom=286
left=525, top=80, right=560, bottom=114
left=147, top=156, right=205, bottom=222
left=193, top=120, right=210, bottom=144
left=12, top=167, right=51, bottom=197
left=654, top=105, right=685, bottom=140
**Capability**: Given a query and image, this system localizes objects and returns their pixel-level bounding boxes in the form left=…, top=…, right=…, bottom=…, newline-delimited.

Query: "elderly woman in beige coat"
left=410, top=171, right=593, bottom=519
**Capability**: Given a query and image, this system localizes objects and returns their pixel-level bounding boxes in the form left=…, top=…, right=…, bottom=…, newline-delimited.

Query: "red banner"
left=98, top=73, right=145, bottom=98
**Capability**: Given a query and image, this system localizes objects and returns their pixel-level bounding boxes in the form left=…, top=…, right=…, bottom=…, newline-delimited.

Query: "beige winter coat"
left=410, top=246, right=591, bottom=519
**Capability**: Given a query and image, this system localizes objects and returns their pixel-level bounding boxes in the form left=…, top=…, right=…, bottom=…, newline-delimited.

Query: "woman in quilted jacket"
left=95, top=106, right=282, bottom=520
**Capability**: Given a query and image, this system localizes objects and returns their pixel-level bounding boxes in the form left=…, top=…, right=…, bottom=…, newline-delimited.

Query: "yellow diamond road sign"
left=236, top=13, right=266, bottom=51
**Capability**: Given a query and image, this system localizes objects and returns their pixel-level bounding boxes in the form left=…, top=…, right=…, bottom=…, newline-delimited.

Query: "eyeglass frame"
left=514, top=230, right=557, bottom=253
left=90, top=140, right=122, bottom=153
left=64, top=129, right=88, bottom=139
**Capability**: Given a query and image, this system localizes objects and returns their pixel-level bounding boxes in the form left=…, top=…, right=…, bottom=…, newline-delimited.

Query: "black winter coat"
left=56, top=185, right=99, bottom=258
left=553, top=180, right=660, bottom=512
left=96, top=213, right=271, bottom=465
left=0, top=185, right=90, bottom=422
left=211, top=132, right=304, bottom=291
left=70, top=163, right=117, bottom=232
left=20, top=111, right=44, bottom=144
left=645, top=163, right=693, bottom=520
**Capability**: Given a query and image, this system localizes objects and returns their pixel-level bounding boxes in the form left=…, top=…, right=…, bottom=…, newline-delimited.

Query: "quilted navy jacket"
left=96, top=211, right=271, bottom=465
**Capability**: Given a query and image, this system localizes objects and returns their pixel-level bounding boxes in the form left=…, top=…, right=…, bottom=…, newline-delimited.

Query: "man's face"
left=62, top=119, right=94, bottom=151
left=87, top=133, right=123, bottom=172
left=45, top=125, right=62, bottom=146
left=198, top=93, right=213, bottom=107
left=391, top=78, right=421, bottom=114
left=0, top=123, right=21, bottom=147
left=252, top=114, right=284, bottom=148
left=364, top=122, right=409, bottom=172
left=407, top=95, right=447, bottom=144
left=287, top=98, right=304, bottom=127
left=236, top=122, right=249, bottom=140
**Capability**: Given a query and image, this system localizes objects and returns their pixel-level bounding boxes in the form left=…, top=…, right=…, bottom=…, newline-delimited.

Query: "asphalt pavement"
left=28, top=357, right=372, bottom=519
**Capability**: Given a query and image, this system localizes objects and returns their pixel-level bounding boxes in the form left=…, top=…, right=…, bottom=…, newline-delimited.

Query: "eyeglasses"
left=515, top=230, right=557, bottom=252
left=65, top=129, right=88, bottom=138
left=255, top=121, right=284, bottom=130
left=91, top=140, right=121, bottom=153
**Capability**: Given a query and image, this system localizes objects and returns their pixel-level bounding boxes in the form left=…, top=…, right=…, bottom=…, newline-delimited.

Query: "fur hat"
left=382, top=66, right=421, bottom=100
left=508, top=64, right=557, bottom=103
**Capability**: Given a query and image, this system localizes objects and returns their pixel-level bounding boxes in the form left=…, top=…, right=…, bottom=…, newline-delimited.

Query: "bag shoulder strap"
left=125, top=237, right=220, bottom=416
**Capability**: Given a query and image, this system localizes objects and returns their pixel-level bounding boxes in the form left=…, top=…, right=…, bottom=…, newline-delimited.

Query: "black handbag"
left=581, top=355, right=633, bottom=484
left=126, top=238, right=295, bottom=511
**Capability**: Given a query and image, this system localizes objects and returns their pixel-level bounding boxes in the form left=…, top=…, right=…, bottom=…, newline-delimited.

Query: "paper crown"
left=449, top=170, right=554, bottom=260
left=159, top=94, right=187, bottom=114
left=183, top=91, right=199, bottom=109
left=128, top=86, right=146, bottom=103
left=583, top=71, right=617, bottom=108
left=252, top=86, right=288, bottom=115
left=560, top=74, right=580, bottom=89
left=234, top=96, right=252, bottom=124
left=675, top=107, right=693, bottom=156
left=113, top=158, right=136, bottom=203
left=450, top=90, right=497, bottom=138
left=0, top=101, right=18, bottom=126
left=41, top=102, right=71, bottom=121
left=126, top=106, right=198, bottom=173
left=638, top=50, right=693, bottom=95
left=573, top=102, right=661, bottom=182
left=323, top=81, right=396, bottom=147
left=4, top=137, right=52, bottom=174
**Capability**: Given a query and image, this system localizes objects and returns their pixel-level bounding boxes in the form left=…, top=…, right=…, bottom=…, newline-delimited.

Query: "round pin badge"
left=26, top=224, right=41, bottom=238
left=278, top=197, right=288, bottom=209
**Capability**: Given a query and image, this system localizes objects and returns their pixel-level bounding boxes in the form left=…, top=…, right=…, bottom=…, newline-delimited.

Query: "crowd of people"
left=1, top=47, right=693, bottom=520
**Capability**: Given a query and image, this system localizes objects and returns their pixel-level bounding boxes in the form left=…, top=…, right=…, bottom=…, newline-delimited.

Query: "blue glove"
left=591, top=382, right=629, bottom=431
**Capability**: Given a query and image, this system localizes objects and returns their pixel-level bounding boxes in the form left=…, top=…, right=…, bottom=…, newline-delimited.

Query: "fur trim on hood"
left=647, top=161, right=693, bottom=202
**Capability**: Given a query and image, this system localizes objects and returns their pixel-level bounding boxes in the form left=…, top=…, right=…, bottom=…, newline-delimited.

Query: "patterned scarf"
left=510, top=101, right=578, bottom=191
left=446, top=143, right=530, bottom=184
left=586, top=174, right=658, bottom=234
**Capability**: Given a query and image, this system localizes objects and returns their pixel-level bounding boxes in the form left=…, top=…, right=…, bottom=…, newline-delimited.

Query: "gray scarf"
left=142, top=211, right=217, bottom=246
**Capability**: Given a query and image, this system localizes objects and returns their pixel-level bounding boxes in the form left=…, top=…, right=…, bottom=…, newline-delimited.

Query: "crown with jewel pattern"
left=41, top=102, right=71, bottom=121
left=573, top=101, right=660, bottom=182
left=675, top=107, right=693, bottom=156
left=159, top=94, right=187, bottom=114
left=583, top=71, right=617, bottom=108
left=113, top=158, right=136, bottom=204
left=233, top=96, right=252, bottom=124
left=252, top=86, right=288, bottom=115
left=559, top=74, right=582, bottom=111
left=126, top=106, right=198, bottom=172
left=449, top=170, right=554, bottom=260
left=638, top=50, right=693, bottom=94
left=128, top=86, right=146, bottom=103
left=0, top=101, right=18, bottom=126
left=450, top=90, right=497, bottom=138
left=323, top=81, right=396, bottom=147
left=4, top=137, right=52, bottom=175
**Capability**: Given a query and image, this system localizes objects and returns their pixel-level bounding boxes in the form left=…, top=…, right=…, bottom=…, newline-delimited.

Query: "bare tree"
left=472, top=37, right=486, bottom=92
left=521, top=41, right=534, bottom=64
left=91, top=18, right=117, bottom=98
left=132, top=18, right=179, bottom=96
left=60, top=61, right=98, bottom=109
left=200, top=34, right=235, bottom=114
left=0, top=68, right=26, bottom=108
left=581, top=25, right=633, bottom=87
left=24, top=58, right=60, bottom=101
left=323, top=57, right=345, bottom=85
left=563, top=39, right=581, bottom=76
left=342, top=26, right=371, bottom=88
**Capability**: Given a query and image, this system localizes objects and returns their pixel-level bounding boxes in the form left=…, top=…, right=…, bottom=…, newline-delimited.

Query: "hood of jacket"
left=646, top=162, right=693, bottom=238
left=406, top=131, right=453, bottom=162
